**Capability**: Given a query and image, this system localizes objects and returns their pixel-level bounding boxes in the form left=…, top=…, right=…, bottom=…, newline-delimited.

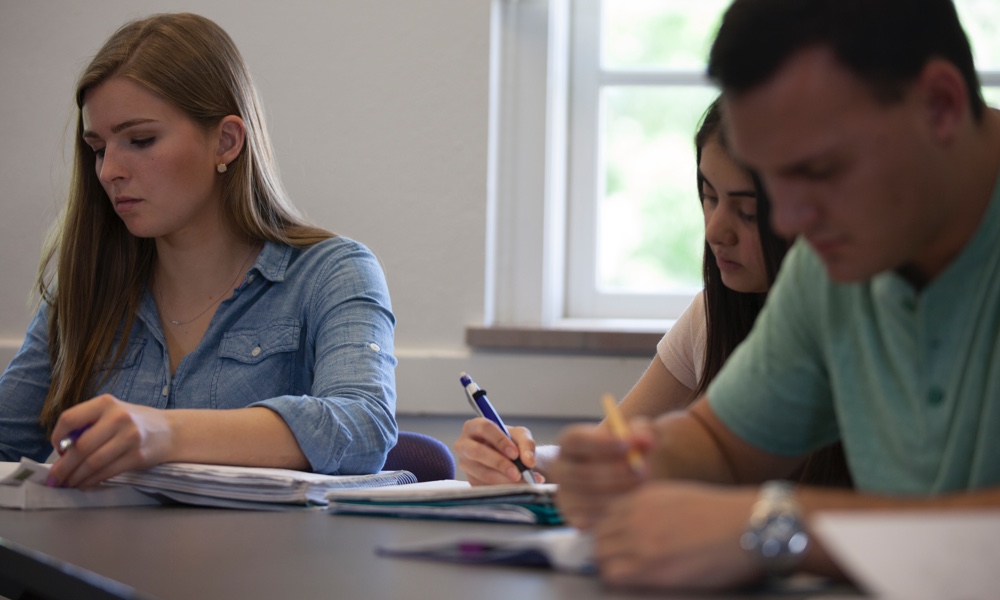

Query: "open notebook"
left=326, top=480, right=563, bottom=524
left=0, top=457, right=416, bottom=510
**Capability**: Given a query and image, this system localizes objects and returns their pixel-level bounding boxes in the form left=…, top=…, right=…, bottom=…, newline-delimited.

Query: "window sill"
left=466, top=321, right=669, bottom=357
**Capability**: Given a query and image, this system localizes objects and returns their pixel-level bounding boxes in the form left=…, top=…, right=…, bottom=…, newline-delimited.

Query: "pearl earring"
left=216, top=162, right=228, bottom=174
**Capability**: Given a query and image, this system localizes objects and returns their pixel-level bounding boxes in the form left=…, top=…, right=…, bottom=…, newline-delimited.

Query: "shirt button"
left=161, top=385, right=169, bottom=397
left=369, top=343, right=381, bottom=352
left=251, top=346, right=262, bottom=357
left=927, top=387, right=944, bottom=406
left=248, top=274, right=255, bottom=283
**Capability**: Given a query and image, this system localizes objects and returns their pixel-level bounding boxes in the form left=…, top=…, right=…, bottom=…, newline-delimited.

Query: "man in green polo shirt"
left=552, top=0, right=1000, bottom=590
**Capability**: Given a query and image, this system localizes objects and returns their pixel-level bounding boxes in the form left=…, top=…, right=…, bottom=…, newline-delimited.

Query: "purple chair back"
left=383, top=431, right=456, bottom=482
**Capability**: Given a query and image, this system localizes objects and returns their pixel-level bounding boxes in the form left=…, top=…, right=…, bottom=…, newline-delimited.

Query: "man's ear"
left=916, top=58, right=969, bottom=145
left=215, top=115, right=246, bottom=165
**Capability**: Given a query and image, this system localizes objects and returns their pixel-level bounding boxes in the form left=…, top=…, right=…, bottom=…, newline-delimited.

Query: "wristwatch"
left=739, top=480, right=809, bottom=574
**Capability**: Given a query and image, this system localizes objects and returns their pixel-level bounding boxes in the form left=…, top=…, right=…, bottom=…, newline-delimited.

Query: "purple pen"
left=57, top=425, right=90, bottom=455
left=460, top=371, right=537, bottom=485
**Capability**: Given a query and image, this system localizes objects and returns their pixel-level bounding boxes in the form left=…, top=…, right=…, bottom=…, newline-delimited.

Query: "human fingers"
left=557, top=423, right=626, bottom=458
left=75, top=446, right=143, bottom=489
left=593, top=495, right=644, bottom=581
left=551, top=426, right=645, bottom=527
left=555, top=488, right=620, bottom=530
left=52, top=397, right=169, bottom=488
left=65, top=433, right=134, bottom=489
left=458, top=418, right=521, bottom=459
left=57, top=402, right=143, bottom=488
left=553, top=456, right=639, bottom=495
left=601, top=483, right=763, bottom=590
left=49, top=394, right=121, bottom=455
left=626, top=417, right=656, bottom=452
left=48, top=395, right=123, bottom=486
left=507, top=426, right=538, bottom=468
left=454, top=419, right=525, bottom=484
left=551, top=426, right=642, bottom=493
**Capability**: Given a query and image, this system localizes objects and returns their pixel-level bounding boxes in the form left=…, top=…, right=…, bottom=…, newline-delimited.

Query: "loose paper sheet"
left=811, top=510, right=1000, bottom=600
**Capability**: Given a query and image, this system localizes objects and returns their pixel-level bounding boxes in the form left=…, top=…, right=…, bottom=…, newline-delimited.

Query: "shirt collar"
left=252, top=240, right=292, bottom=284
left=136, top=240, right=292, bottom=335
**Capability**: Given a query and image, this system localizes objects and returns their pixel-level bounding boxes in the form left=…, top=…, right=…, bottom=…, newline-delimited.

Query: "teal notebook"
left=326, top=481, right=564, bottom=525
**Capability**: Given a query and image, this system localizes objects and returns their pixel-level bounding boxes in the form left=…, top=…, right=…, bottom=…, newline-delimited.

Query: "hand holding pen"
left=551, top=395, right=653, bottom=530
left=47, top=394, right=173, bottom=489
left=601, top=394, right=647, bottom=476
left=57, top=426, right=91, bottom=455
left=457, top=372, right=540, bottom=485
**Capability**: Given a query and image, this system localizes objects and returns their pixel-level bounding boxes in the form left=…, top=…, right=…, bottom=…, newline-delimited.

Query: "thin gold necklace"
left=156, top=244, right=257, bottom=327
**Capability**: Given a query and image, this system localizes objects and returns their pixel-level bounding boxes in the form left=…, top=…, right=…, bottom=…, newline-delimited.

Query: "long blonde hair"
left=37, top=13, right=333, bottom=431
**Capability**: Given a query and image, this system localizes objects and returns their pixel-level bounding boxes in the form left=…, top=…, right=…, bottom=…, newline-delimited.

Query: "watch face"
left=742, top=481, right=809, bottom=573
left=761, top=514, right=808, bottom=559
left=741, top=513, right=809, bottom=572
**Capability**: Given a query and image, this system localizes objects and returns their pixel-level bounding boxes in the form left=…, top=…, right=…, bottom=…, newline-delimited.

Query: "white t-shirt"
left=655, top=290, right=706, bottom=391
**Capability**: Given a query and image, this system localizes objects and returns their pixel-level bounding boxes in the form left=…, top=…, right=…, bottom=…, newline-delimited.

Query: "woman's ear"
left=215, top=115, right=246, bottom=165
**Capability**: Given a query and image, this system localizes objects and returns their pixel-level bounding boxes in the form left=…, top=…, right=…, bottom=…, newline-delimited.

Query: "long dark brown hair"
left=692, top=98, right=788, bottom=398
left=689, top=98, right=852, bottom=487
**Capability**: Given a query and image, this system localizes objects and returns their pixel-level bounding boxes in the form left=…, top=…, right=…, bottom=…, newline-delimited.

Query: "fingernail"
left=507, top=468, right=519, bottom=480
left=45, top=475, right=58, bottom=487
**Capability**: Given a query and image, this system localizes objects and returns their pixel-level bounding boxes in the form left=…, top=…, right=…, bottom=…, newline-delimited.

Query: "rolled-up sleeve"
left=250, top=240, right=397, bottom=474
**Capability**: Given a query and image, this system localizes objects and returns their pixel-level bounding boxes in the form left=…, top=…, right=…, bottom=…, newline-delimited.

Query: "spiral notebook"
left=326, top=480, right=563, bottom=524
left=107, top=462, right=417, bottom=508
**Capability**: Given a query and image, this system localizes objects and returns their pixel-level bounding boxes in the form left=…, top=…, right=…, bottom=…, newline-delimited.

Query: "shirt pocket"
left=94, top=339, right=147, bottom=400
left=215, top=319, right=302, bottom=409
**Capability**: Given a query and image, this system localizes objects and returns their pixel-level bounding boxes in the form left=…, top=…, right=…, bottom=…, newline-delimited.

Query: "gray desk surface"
left=0, top=506, right=860, bottom=600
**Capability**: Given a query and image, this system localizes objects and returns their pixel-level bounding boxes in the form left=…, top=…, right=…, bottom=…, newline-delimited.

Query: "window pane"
left=599, top=86, right=719, bottom=293
left=602, top=0, right=731, bottom=70
left=956, top=0, right=1000, bottom=70
left=983, top=87, right=1000, bottom=108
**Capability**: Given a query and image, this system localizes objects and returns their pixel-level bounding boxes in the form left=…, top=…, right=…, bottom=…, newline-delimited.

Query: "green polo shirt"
left=708, top=176, right=1000, bottom=495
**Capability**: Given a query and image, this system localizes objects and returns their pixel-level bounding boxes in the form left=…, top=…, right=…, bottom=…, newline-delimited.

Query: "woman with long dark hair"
left=456, top=98, right=849, bottom=492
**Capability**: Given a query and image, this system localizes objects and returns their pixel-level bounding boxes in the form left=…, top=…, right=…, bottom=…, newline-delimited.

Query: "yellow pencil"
left=601, top=393, right=646, bottom=475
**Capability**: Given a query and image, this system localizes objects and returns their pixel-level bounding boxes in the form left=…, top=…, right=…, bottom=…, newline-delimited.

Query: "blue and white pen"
left=460, top=371, right=537, bottom=485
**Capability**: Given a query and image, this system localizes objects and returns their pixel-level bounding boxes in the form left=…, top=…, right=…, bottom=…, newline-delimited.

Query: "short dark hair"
left=707, top=0, right=985, bottom=121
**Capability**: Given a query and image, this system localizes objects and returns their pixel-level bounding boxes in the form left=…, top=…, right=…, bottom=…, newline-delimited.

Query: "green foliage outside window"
left=596, top=0, right=998, bottom=294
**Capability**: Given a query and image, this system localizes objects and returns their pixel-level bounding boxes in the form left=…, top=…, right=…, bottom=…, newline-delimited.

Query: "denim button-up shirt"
left=0, top=236, right=397, bottom=474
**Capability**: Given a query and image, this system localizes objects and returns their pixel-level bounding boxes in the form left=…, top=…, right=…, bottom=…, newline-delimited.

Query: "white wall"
left=0, top=1, right=649, bottom=445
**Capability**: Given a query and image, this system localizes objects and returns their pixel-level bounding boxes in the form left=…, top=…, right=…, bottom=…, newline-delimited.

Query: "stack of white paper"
left=108, top=462, right=417, bottom=506
left=0, top=457, right=417, bottom=510
left=812, top=510, right=1000, bottom=600
left=0, top=459, right=160, bottom=510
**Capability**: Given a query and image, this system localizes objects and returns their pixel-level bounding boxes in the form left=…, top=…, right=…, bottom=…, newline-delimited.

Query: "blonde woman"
left=0, top=13, right=397, bottom=487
